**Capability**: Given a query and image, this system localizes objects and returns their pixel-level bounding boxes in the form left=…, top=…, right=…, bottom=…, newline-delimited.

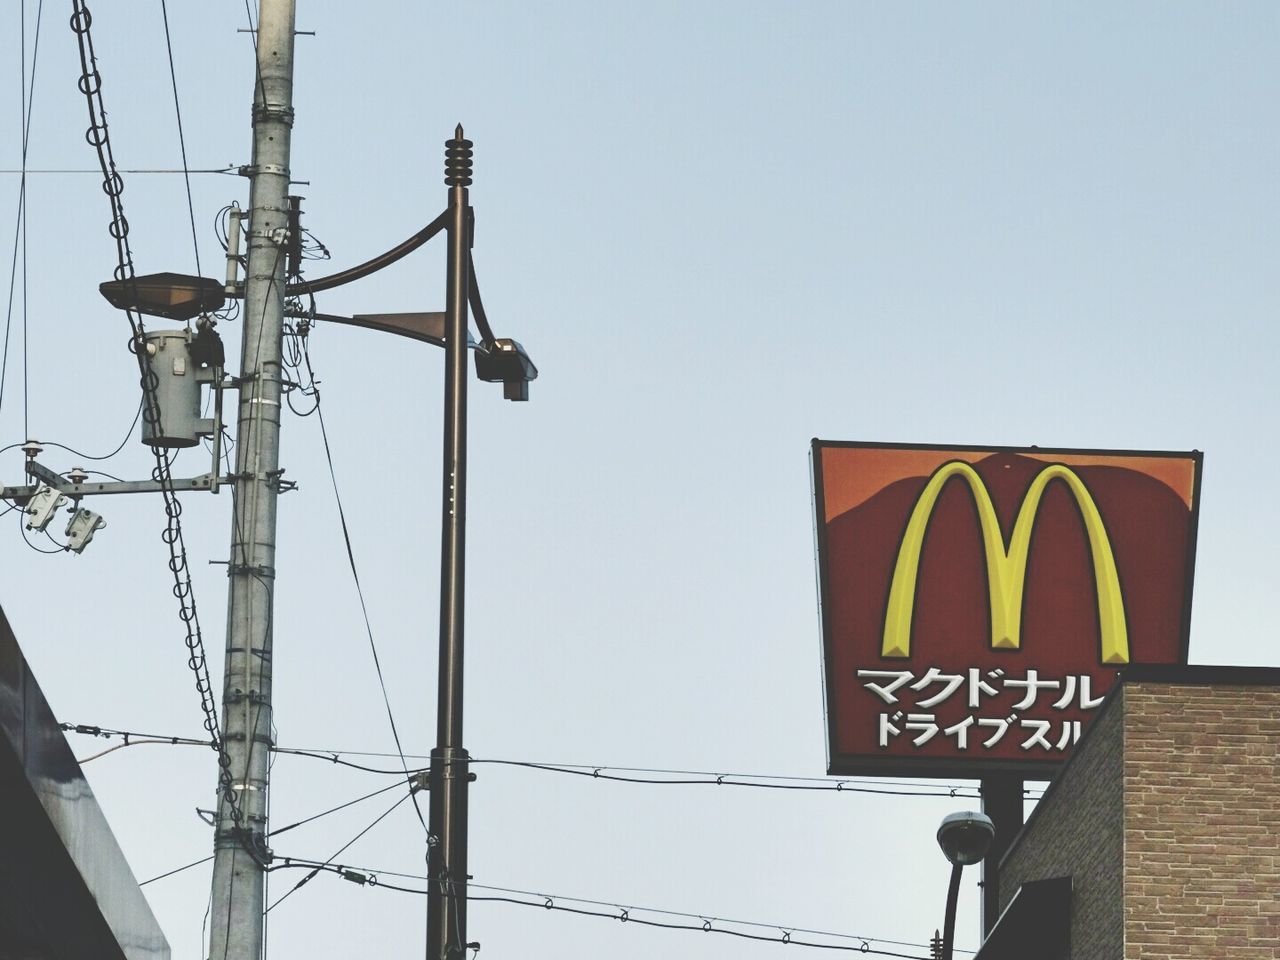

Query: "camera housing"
left=936, top=811, right=996, bottom=866
left=474, top=338, right=537, bottom=401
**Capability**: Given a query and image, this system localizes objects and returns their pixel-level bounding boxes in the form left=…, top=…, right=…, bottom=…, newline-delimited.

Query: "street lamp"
left=936, top=810, right=996, bottom=960
left=99, top=126, right=534, bottom=960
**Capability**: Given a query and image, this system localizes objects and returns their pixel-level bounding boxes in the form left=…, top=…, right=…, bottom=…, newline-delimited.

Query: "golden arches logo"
left=882, top=461, right=1129, bottom=664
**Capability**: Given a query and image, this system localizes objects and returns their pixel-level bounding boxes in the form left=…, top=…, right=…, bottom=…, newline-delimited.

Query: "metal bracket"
left=1, top=463, right=220, bottom=502
left=227, top=562, right=276, bottom=579
left=223, top=690, right=272, bottom=707
left=251, top=103, right=294, bottom=127
left=267, top=469, right=297, bottom=493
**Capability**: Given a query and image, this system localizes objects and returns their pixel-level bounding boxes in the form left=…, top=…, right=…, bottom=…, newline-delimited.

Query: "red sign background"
left=813, top=442, right=1200, bottom=778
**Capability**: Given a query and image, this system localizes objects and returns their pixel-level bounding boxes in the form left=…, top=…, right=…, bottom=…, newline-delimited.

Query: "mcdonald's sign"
left=812, top=441, right=1201, bottom=778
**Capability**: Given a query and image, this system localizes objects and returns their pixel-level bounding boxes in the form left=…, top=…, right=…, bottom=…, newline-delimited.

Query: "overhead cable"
left=58, top=723, right=1035, bottom=799
left=265, top=792, right=411, bottom=914
left=68, top=0, right=261, bottom=867
left=2, top=0, right=43, bottom=429
left=303, top=336, right=428, bottom=832
left=254, top=860, right=943, bottom=959
left=158, top=0, right=202, bottom=284
left=0, top=167, right=238, bottom=175
left=32, top=395, right=144, bottom=462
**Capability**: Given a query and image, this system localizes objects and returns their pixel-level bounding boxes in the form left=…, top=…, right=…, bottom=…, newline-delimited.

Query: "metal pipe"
left=427, top=125, right=473, bottom=960
left=283, top=210, right=448, bottom=297
left=980, top=774, right=1023, bottom=935
left=942, top=862, right=963, bottom=960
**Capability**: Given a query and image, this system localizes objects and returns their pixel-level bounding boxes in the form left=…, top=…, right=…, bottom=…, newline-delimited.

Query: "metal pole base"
left=427, top=746, right=470, bottom=960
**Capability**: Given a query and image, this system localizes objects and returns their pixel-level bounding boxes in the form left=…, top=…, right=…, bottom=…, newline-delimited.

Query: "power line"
left=31, top=395, right=144, bottom=461
left=141, top=854, right=214, bottom=887
left=16, top=508, right=61, bottom=553
left=158, top=0, right=202, bottom=284
left=304, top=335, right=428, bottom=832
left=59, top=723, right=1037, bottom=799
left=68, top=0, right=264, bottom=873
left=0, top=167, right=238, bottom=175
left=268, top=779, right=411, bottom=839
left=2, top=0, right=42, bottom=431
left=265, top=792, right=411, bottom=914
left=20, top=0, right=43, bottom=440
left=254, top=861, right=946, bottom=959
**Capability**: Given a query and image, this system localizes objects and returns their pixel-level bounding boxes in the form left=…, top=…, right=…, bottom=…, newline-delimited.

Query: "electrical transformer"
left=139, top=329, right=217, bottom=448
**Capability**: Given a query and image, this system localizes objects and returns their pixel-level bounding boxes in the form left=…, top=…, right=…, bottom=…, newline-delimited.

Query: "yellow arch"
left=882, top=461, right=1128, bottom=664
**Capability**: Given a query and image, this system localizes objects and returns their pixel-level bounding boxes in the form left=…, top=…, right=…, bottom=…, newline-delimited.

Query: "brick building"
left=975, top=664, right=1280, bottom=959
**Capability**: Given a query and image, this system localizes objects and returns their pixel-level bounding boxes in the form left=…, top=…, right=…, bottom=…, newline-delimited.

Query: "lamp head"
left=474, top=338, right=537, bottom=401
left=937, top=811, right=995, bottom=866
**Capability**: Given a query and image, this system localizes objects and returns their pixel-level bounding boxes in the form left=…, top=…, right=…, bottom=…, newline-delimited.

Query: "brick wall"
left=1123, top=682, right=1280, bottom=959
left=999, top=686, right=1125, bottom=960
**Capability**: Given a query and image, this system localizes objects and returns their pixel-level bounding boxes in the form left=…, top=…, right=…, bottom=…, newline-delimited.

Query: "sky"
left=2, top=2, right=1279, bottom=958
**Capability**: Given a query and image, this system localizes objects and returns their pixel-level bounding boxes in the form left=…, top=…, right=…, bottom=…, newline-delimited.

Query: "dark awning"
left=973, top=877, right=1071, bottom=960
left=0, top=604, right=170, bottom=960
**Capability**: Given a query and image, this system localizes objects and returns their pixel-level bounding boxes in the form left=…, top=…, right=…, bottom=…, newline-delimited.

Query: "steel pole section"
left=941, top=861, right=963, bottom=960
left=427, top=126, right=473, bottom=960
left=980, top=774, right=1024, bottom=935
left=209, top=1, right=296, bottom=958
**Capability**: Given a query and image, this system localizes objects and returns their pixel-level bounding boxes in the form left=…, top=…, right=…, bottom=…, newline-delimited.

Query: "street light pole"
left=427, top=126, right=474, bottom=960
left=935, top=811, right=996, bottom=960
left=940, top=862, right=963, bottom=960
left=209, top=1, right=296, bottom=957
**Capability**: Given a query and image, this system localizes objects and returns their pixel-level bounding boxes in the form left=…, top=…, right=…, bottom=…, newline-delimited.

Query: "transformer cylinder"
left=140, top=329, right=205, bottom=448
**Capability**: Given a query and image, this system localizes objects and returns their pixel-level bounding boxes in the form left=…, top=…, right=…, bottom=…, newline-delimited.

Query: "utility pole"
left=427, top=126, right=474, bottom=960
left=209, top=1, right=297, bottom=957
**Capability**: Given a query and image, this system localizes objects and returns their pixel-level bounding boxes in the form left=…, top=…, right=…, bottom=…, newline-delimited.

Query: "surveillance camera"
left=474, top=338, right=537, bottom=401
left=937, top=811, right=995, bottom=866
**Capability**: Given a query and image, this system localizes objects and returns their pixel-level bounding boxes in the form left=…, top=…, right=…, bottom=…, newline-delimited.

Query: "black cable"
left=268, top=779, right=411, bottom=838
left=140, top=854, right=213, bottom=887
left=36, top=395, right=143, bottom=461
left=56, top=724, right=1018, bottom=798
left=265, top=792, right=410, bottom=914
left=158, top=0, right=201, bottom=286
left=1, top=167, right=236, bottom=175
left=62, top=467, right=125, bottom=482
left=274, top=745, right=429, bottom=776
left=470, top=759, right=982, bottom=797
left=139, top=782, right=414, bottom=892
left=308, top=353, right=428, bottom=833
left=255, top=862, right=937, bottom=958
left=1, top=180, right=22, bottom=422
left=69, top=0, right=262, bottom=875
left=16, top=508, right=61, bottom=554
left=20, top=1, right=44, bottom=440
left=462, top=895, right=930, bottom=958
left=2, top=0, right=42, bottom=427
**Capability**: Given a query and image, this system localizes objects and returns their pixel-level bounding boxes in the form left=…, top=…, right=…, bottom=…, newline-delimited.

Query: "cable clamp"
left=227, top=561, right=276, bottom=579
left=224, top=689, right=272, bottom=707
left=251, top=103, right=295, bottom=127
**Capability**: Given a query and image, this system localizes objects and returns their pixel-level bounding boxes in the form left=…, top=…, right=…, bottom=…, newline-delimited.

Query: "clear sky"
left=2, top=3, right=1278, bottom=958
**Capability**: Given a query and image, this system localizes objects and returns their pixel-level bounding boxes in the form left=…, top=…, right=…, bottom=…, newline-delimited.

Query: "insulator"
left=445, top=133, right=473, bottom=187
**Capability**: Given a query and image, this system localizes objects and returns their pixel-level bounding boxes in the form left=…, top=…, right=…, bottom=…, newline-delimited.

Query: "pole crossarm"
left=1, top=473, right=218, bottom=501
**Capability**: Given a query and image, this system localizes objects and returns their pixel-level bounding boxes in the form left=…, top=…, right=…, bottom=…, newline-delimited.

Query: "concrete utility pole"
left=209, top=1, right=297, bottom=957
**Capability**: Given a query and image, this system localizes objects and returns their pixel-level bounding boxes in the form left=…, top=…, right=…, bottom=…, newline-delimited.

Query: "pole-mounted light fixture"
left=936, top=811, right=996, bottom=960
left=99, top=272, right=225, bottom=322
